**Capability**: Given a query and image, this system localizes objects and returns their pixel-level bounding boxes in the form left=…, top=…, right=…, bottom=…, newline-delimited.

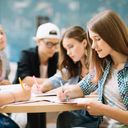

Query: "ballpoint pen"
left=60, top=81, right=69, bottom=102
left=18, top=77, right=25, bottom=91
left=60, top=81, right=64, bottom=92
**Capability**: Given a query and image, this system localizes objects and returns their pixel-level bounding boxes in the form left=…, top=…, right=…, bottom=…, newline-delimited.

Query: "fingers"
left=0, top=80, right=12, bottom=85
left=57, top=88, right=69, bottom=102
left=24, top=85, right=31, bottom=90
left=22, top=84, right=31, bottom=93
left=32, top=84, right=41, bottom=93
left=86, top=105, right=91, bottom=110
left=76, top=101, right=91, bottom=112
left=57, top=91, right=66, bottom=102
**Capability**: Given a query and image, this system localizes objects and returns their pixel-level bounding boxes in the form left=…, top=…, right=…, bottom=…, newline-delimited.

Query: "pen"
left=60, top=81, right=64, bottom=92
left=60, top=81, right=69, bottom=102
left=18, top=77, right=25, bottom=91
left=33, top=76, right=39, bottom=89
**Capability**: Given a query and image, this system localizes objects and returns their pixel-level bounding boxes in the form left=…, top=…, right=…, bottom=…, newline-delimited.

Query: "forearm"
left=35, top=78, right=47, bottom=84
left=23, top=76, right=47, bottom=86
left=0, top=80, right=11, bottom=85
left=40, top=80, right=54, bottom=92
left=0, top=93, right=15, bottom=106
left=67, top=84, right=84, bottom=99
left=102, top=105, right=128, bottom=124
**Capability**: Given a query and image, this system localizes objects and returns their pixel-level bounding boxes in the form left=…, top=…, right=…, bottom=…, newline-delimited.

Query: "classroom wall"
left=0, top=0, right=128, bottom=62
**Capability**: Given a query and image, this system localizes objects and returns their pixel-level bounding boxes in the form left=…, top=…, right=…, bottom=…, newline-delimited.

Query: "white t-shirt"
left=104, top=67, right=127, bottom=128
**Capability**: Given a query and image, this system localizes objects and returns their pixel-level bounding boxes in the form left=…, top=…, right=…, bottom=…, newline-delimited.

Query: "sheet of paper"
left=12, top=96, right=59, bottom=105
left=2, top=96, right=98, bottom=107
left=0, top=84, right=21, bottom=92
left=33, top=87, right=61, bottom=97
left=0, top=84, right=98, bottom=106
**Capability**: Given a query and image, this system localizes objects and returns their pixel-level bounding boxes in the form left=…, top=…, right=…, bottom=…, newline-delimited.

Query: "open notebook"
left=0, top=84, right=98, bottom=106
left=33, top=89, right=58, bottom=97
left=12, top=95, right=98, bottom=105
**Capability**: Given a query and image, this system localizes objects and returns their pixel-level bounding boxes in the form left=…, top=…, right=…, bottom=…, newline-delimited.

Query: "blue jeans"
left=57, top=110, right=101, bottom=128
left=0, top=114, right=19, bottom=128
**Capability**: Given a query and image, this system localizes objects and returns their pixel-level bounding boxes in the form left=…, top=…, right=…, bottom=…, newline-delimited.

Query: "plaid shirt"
left=79, top=60, right=128, bottom=110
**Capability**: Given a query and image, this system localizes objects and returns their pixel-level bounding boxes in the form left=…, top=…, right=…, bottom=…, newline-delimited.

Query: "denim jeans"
left=57, top=110, right=101, bottom=128
left=0, top=114, right=19, bottom=128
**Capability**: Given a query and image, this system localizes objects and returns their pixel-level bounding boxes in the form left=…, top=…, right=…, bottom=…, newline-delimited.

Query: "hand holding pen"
left=19, top=77, right=25, bottom=91
left=57, top=81, right=70, bottom=102
left=32, top=76, right=42, bottom=93
left=33, top=76, right=39, bottom=89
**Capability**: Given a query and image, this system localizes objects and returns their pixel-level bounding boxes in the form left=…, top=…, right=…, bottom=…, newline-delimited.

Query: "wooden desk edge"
left=0, top=102, right=84, bottom=113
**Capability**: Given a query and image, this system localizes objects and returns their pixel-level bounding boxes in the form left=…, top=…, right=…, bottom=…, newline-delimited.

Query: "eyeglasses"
left=43, top=40, right=59, bottom=48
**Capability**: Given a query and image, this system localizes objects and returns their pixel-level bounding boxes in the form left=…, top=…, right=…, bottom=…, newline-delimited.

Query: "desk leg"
left=27, top=113, right=46, bottom=128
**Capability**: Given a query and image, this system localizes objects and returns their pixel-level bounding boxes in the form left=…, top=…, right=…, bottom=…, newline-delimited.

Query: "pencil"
left=18, top=77, right=25, bottom=91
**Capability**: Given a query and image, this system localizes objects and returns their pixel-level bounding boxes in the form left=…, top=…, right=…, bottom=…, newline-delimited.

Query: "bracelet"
left=9, top=92, right=16, bottom=103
